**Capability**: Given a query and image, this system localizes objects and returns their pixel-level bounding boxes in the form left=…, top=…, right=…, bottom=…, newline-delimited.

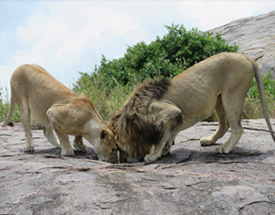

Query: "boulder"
left=1, top=119, right=275, bottom=214
left=209, top=10, right=275, bottom=79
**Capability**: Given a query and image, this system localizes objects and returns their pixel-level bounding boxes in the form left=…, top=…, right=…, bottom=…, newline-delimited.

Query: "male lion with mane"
left=109, top=52, right=275, bottom=163
left=2, top=64, right=117, bottom=163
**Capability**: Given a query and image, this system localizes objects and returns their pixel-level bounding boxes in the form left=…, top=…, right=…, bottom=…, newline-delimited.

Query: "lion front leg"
left=144, top=140, right=167, bottom=163
left=144, top=129, right=178, bottom=163
left=144, top=101, right=182, bottom=163
left=73, top=135, right=87, bottom=153
left=161, top=141, right=172, bottom=156
left=54, top=128, right=75, bottom=156
left=161, top=133, right=177, bottom=156
left=47, top=106, right=75, bottom=156
left=43, top=126, right=61, bottom=148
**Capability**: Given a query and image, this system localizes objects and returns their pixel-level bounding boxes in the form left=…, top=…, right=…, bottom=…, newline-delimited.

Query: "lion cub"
left=2, top=64, right=117, bottom=163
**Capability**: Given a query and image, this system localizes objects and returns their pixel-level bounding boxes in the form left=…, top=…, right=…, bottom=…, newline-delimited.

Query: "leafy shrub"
left=73, top=72, right=133, bottom=121
left=74, top=24, right=239, bottom=120
left=74, top=24, right=238, bottom=91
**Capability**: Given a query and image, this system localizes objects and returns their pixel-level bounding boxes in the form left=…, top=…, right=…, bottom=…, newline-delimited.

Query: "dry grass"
left=243, top=97, right=275, bottom=119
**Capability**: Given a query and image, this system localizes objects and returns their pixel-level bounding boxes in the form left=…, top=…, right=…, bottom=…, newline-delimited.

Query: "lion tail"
left=1, top=91, right=16, bottom=127
left=249, top=58, right=275, bottom=142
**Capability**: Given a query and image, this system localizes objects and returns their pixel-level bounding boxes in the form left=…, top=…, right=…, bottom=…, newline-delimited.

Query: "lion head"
left=93, top=128, right=118, bottom=163
left=109, top=78, right=171, bottom=161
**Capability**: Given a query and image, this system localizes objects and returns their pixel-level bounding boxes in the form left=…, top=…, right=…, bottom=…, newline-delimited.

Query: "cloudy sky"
left=1, top=0, right=275, bottom=95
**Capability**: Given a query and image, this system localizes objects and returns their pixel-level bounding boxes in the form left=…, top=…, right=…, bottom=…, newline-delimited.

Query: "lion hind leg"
left=216, top=127, right=243, bottom=154
left=17, top=100, right=34, bottom=152
left=201, top=96, right=229, bottom=146
left=215, top=92, right=246, bottom=154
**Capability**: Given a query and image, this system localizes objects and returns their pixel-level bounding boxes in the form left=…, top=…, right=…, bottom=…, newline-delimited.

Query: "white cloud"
left=179, top=1, right=275, bottom=30
left=14, top=1, right=145, bottom=71
left=0, top=31, right=7, bottom=42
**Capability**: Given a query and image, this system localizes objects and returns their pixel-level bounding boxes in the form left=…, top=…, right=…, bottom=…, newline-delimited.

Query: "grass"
left=0, top=88, right=21, bottom=123
left=243, top=97, right=275, bottom=119
left=73, top=72, right=134, bottom=122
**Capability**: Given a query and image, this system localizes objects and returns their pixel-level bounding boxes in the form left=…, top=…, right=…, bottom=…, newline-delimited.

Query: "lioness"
left=2, top=64, right=117, bottom=163
left=109, top=52, right=275, bottom=163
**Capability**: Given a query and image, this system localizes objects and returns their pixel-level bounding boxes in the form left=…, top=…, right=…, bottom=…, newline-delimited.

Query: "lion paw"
left=73, top=144, right=87, bottom=153
left=215, top=145, right=231, bottom=154
left=161, top=146, right=171, bottom=156
left=144, top=154, right=159, bottom=163
left=24, top=145, right=35, bottom=153
left=200, top=137, right=215, bottom=146
left=61, top=148, right=75, bottom=156
left=126, top=157, right=140, bottom=163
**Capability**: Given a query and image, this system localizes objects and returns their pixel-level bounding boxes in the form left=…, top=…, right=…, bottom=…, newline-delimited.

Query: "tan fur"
left=2, top=64, right=117, bottom=163
left=109, top=53, right=275, bottom=163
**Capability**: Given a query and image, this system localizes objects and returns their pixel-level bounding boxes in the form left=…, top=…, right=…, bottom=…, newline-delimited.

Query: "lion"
left=2, top=64, right=117, bottom=163
left=109, top=52, right=275, bottom=163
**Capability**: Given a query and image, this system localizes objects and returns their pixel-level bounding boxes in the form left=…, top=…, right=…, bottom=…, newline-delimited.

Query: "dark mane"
left=109, top=78, right=171, bottom=158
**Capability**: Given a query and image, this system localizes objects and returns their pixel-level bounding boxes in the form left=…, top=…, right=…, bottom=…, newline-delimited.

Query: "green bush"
left=74, top=24, right=239, bottom=120
left=73, top=72, right=133, bottom=121
left=74, top=24, right=238, bottom=91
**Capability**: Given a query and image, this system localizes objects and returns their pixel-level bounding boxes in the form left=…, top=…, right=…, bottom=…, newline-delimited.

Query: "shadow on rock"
left=34, top=146, right=98, bottom=160
left=155, top=147, right=274, bottom=165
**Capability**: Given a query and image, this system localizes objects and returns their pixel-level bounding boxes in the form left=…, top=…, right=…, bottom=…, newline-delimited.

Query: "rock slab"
left=1, top=119, right=275, bottom=215
left=209, top=10, right=275, bottom=79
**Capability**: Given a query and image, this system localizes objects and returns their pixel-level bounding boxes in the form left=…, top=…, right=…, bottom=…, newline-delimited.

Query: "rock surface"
left=209, top=10, right=275, bottom=79
left=1, top=119, right=275, bottom=214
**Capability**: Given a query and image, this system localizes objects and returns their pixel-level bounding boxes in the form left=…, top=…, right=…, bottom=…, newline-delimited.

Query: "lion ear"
left=100, top=129, right=108, bottom=140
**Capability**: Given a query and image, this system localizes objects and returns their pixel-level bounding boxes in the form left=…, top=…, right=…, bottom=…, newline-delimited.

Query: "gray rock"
left=209, top=10, right=275, bottom=79
left=1, top=119, right=275, bottom=214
